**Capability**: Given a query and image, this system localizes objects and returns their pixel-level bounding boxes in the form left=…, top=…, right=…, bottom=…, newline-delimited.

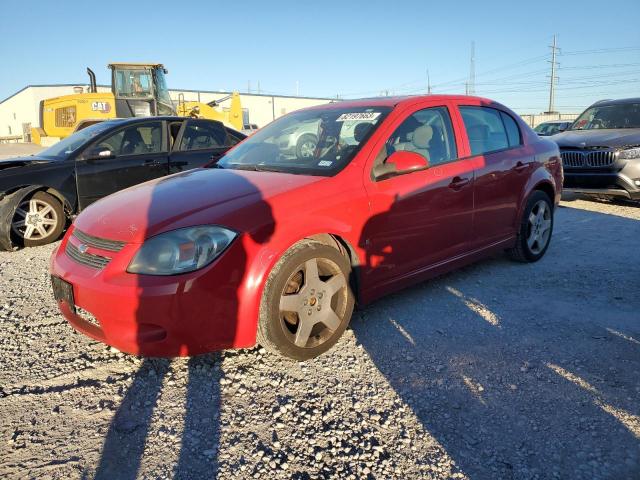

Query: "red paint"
left=50, top=95, right=562, bottom=357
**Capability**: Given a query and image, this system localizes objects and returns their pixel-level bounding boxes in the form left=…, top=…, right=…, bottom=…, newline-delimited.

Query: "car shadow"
left=93, top=169, right=274, bottom=479
left=350, top=202, right=640, bottom=478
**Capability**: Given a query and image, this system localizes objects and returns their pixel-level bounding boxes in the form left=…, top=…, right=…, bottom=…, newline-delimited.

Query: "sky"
left=1, top=0, right=639, bottom=113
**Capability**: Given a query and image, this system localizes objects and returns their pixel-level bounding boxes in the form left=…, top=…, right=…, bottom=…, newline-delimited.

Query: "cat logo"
left=91, top=101, right=111, bottom=113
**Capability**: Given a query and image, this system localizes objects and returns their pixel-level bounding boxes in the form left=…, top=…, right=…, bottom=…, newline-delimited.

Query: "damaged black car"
left=0, top=116, right=244, bottom=250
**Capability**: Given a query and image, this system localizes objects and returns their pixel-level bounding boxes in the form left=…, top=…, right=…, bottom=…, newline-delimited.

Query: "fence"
left=519, top=113, right=579, bottom=128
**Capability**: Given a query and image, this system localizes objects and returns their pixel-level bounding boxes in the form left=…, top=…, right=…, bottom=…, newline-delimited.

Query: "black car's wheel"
left=507, top=190, right=553, bottom=263
left=11, top=191, right=65, bottom=247
left=257, top=241, right=354, bottom=361
left=295, top=134, right=317, bottom=161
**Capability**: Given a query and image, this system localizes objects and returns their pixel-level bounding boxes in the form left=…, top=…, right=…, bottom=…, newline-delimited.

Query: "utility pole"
left=427, top=69, right=432, bottom=94
left=247, top=80, right=251, bottom=94
left=468, top=41, right=476, bottom=95
left=547, top=34, right=560, bottom=113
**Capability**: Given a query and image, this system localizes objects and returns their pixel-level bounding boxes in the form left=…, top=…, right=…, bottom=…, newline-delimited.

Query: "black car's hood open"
left=552, top=128, right=640, bottom=149
left=0, top=156, right=54, bottom=172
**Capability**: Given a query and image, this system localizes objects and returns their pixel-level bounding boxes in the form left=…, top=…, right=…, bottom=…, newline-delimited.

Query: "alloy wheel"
left=278, top=257, right=348, bottom=348
left=11, top=198, right=59, bottom=241
left=526, top=200, right=551, bottom=255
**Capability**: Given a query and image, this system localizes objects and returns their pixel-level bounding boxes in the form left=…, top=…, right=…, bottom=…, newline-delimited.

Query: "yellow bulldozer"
left=31, top=63, right=243, bottom=145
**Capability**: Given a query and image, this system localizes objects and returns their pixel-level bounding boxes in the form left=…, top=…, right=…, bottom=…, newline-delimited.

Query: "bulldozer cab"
left=109, top=63, right=176, bottom=118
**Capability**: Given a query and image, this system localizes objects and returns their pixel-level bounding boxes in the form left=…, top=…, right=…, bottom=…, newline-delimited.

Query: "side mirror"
left=373, top=150, right=429, bottom=180
left=84, top=147, right=115, bottom=161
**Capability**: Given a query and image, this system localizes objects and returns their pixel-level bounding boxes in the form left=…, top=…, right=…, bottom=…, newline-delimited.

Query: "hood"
left=73, top=167, right=323, bottom=243
left=552, top=128, right=640, bottom=149
left=0, top=156, right=54, bottom=172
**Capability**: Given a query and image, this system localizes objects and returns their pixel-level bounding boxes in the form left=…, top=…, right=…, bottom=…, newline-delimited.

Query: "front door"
left=75, top=120, right=168, bottom=209
left=361, top=104, right=475, bottom=288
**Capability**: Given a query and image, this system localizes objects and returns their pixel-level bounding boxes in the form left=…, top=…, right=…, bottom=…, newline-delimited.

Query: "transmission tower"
left=547, top=34, right=560, bottom=113
left=468, top=41, right=476, bottom=95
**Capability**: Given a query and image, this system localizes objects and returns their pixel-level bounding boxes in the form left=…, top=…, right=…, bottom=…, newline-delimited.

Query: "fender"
left=233, top=222, right=366, bottom=347
left=0, top=185, right=42, bottom=250
left=517, top=164, right=557, bottom=223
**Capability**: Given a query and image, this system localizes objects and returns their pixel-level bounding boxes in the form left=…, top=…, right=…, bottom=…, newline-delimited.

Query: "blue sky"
left=1, top=0, right=639, bottom=113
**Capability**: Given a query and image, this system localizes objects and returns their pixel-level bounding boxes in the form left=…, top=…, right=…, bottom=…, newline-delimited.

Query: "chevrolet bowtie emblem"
left=78, top=244, right=89, bottom=254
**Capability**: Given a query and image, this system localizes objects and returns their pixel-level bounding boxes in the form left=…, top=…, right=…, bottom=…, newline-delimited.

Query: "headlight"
left=618, top=147, right=640, bottom=160
left=127, top=226, right=236, bottom=275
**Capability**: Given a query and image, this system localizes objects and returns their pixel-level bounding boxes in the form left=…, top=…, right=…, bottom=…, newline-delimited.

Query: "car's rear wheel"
left=11, top=191, right=65, bottom=247
left=257, top=241, right=354, bottom=361
left=507, top=190, right=553, bottom=262
left=295, top=134, right=317, bottom=161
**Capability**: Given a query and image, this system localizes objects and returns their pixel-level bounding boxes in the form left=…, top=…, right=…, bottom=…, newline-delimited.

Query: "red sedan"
left=50, top=95, right=562, bottom=360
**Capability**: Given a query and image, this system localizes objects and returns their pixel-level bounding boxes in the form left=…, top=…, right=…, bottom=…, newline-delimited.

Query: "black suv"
left=0, top=117, right=244, bottom=250
left=553, top=98, right=640, bottom=201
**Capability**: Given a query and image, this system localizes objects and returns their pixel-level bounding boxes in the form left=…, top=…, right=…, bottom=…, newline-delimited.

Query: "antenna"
left=468, top=41, right=476, bottom=95
left=547, top=34, right=560, bottom=113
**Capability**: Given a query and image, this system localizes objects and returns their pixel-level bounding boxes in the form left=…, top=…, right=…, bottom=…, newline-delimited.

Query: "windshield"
left=571, top=103, right=640, bottom=130
left=114, top=68, right=154, bottom=99
left=154, top=68, right=175, bottom=115
left=38, top=121, right=118, bottom=160
left=217, top=106, right=391, bottom=176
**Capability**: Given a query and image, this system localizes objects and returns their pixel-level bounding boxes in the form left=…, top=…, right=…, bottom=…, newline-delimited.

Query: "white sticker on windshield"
left=318, top=160, right=333, bottom=167
left=336, top=112, right=381, bottom=122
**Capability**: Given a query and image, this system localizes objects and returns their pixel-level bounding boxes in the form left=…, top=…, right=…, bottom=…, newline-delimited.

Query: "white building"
left=0, top=84, right=334, bottom=141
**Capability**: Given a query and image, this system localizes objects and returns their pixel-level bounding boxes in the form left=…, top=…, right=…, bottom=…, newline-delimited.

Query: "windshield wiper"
left=225, top=163, right=284, bottom=173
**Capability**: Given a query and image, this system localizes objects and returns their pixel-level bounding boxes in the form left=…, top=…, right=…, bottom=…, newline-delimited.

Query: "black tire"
left=257, top=240, right=355, bottom=361
left=11, top=191, right=65, bottom=247
left=507, top=190, right=554, bottom=263
left=295, top=134, right=317, bottom=161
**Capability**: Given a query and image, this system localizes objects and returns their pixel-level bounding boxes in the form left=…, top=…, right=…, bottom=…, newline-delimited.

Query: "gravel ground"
left=1, top=197, right=639, bottom=480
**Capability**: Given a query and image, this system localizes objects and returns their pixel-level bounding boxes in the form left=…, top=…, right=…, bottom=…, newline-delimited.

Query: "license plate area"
left=51, top=275, right=76, bottom=313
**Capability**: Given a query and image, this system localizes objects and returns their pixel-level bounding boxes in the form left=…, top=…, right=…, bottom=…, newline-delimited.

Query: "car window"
left=95, top=122, right=163, bottom=156
left=179, top=120, right=228, bottom=151
left=383, top=106, right=457, bottom=166
left=500, top=111, right=521, bottom=147
left=460, top=106, right=510, bottom=155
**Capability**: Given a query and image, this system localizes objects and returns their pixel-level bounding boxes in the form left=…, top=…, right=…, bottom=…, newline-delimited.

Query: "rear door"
left=75, top=120, right=168, bottom=209
left=455, top=105, right=534, bottom=246
left=169, top=119, right=241, bottom=174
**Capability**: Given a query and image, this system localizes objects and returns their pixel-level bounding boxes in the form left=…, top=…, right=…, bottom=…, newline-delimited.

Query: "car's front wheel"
left=11, top=191, right=65, bottom=247
left=257, top=241, right=354, bottom=361
left=507, top=190, right=554, bottom=262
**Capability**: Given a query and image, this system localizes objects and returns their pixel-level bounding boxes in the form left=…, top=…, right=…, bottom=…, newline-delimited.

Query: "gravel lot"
left=1, top=197, right=639, bottom=480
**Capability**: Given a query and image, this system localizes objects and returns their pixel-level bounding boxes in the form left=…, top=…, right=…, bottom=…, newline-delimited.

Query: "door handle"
left=449, top=176, right=471, bottom=190
left=514, top=161, right=528, bottom=172
left=144, top=159, right=161, bottom=166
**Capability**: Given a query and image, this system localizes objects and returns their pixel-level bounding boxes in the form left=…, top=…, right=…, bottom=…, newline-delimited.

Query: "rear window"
left=460, top=106, right=521, bottom=155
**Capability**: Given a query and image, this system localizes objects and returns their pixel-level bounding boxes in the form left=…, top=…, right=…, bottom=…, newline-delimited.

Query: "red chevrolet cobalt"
left=50, top=96, right=562, bottom=360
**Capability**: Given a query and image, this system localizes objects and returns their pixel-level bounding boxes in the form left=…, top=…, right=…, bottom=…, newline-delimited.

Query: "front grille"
left=72, top=229, right=125, bottom=252
left=55, top=106, right=76, bottom=128
left=65, top=242, right=111, bottom=269
left=561, top=149, right=616, bottom=168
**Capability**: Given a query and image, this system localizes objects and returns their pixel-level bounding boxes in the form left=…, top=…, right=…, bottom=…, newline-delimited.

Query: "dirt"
left=1, top=196, right=639, bottom=479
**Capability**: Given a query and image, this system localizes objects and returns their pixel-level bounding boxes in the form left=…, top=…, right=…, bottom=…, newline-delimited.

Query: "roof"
left=108, top=63, right=165, bottom=68
left=593, top=97, right=640, bottom=106
left=302, top=94, right=500, bottom=110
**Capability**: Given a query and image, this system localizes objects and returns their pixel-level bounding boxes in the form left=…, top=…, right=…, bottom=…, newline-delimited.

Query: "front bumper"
left=50, top=226, right=256, bottom=357
left=563, top=160, right=640, bottom=200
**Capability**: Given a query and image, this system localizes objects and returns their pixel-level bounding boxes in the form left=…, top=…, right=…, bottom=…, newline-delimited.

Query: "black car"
left=553, top=98, right=640, bottom=201
left=0, top=117, right=245, bottom=250
left=533, top=120, right=572, bottom=136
